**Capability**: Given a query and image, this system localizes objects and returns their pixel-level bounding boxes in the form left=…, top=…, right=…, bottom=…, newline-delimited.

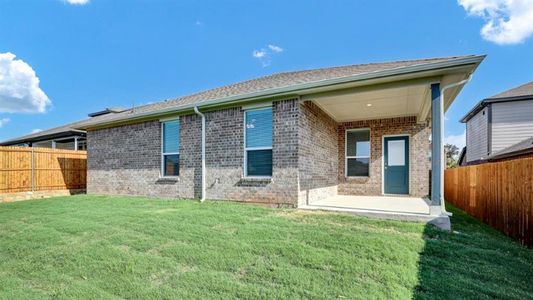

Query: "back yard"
left=0, top=195, right=531, bottom=299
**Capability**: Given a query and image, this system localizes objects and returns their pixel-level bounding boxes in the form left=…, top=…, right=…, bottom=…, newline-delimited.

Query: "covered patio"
left=296, top=56, right=485, bottom=229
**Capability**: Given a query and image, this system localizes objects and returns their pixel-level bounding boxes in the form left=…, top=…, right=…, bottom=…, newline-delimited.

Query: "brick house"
left=77, top=55, right=484, bottom=228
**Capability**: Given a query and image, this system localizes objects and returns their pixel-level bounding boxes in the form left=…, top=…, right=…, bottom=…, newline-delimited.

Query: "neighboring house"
left=487, top=137, right=533, bottom=162
left=0, top=108, right=124, bottom=151
left=76, top=55, right=484, bottom=221
left=460, top=81, right=533, bottom=165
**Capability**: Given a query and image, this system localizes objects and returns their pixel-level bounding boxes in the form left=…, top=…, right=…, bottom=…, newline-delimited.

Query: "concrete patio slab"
left=299, top=195, right=450, bottom=229
left=308, top=195, right=430, bottom=214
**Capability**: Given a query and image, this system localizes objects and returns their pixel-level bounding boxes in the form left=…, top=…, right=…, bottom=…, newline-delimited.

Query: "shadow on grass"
left=414, top=204, right=533, bottom=299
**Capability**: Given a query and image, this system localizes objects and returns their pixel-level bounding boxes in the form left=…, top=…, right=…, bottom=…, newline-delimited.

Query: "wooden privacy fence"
left=445, top=157, right=532, bottom=247
left=0, top=146, right=87, bottom=194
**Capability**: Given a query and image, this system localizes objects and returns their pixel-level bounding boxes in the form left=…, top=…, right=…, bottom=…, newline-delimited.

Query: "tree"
left=444, top=143, right=459, bottom=168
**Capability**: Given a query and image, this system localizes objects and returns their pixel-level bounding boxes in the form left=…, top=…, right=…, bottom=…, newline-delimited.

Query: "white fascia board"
left=241, top=101, right=272, bottom=110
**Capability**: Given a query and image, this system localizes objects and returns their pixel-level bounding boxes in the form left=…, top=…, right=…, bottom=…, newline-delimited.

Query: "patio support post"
left=430, top=83, right=442, bottom=215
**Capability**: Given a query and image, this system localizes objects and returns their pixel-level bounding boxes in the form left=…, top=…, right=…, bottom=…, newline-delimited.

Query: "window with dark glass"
left=162, top=120, right=180, bottom=176
left=346, top=129, right=370, bottom=177
left=245, top=107, right=272, bottom=177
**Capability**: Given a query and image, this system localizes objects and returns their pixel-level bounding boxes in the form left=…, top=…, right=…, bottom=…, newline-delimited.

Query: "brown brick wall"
left=87, top=117, right=201, bottom=199
left=298, top=101, right=338, bottom=205
left=87, top=99, right=430, bottom=204
left=87, top=99, right=300, bottom=206
left=338, top=116, right=431, bottom=197
left=204, top=99, right=299, bottom=206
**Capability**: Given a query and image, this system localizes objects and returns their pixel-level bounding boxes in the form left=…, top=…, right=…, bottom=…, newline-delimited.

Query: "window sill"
left=156, top=177, right=180, bottom=184
left=345, top=176, right=370, bottom=180
left=240, top=176, right=272, bottom=183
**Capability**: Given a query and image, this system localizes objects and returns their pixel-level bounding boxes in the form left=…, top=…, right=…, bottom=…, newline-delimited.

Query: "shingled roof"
left=487, top=81, right=533, bottom=100
left=0, top=120, right=87, bottom=145
left=488, top=137, right=533, bottom=161
left=0, top=108, right=124, bottom=145
left=75, top=55, right=482, bottom=129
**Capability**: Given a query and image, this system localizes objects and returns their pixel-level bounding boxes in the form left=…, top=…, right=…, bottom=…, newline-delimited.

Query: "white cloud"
left=268, top=44, right=283, bottom=53
left=252, top=49, right=270, bottom=67
left=252, top=50, right=266, bottom=58
left=64, top=0, right=89, bottom=5
left=445, top=130, right=466, bottom=149
left=31, top=129, right=43, bottom=134
left=0, top=52, right=51, bottom=113
left=195, top=20, right=204, bottom=26
left=458, top=0, right=533, bottom=45
left=0, top=118, right=10, bottom=128
left=252, top=44, right=284, bottom=67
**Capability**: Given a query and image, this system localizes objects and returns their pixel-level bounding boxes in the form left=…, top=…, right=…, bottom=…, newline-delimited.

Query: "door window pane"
left=388, top=140, right=405, bottom=166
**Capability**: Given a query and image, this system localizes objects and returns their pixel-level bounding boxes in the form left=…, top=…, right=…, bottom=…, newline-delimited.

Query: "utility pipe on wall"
left=439, top=74, right=473, bottom=215
left=194, top=106, right=206, bottom=202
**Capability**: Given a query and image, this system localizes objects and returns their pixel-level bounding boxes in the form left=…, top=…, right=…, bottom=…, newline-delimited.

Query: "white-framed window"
left=161, top=119, right=180, bottom=177
left=345, top=128, right=370, bottom=177
left=244, top=107, right=273, bottom=177
left=77, top=140, right=87, bottom=151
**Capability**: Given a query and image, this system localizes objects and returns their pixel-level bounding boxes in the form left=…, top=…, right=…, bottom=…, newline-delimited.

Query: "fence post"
left=31, top=147, right=35, bottom=193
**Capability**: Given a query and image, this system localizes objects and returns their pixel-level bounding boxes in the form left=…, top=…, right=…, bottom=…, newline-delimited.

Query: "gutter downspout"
left=194, top=106, right=206, bottom=202
left=439, top=74, right=473, bottom=215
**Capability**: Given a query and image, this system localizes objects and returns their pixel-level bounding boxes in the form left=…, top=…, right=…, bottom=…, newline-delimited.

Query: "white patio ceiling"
left=301, top=72, right=468, bottom=123
left=310, top=84, right=428, bottom=122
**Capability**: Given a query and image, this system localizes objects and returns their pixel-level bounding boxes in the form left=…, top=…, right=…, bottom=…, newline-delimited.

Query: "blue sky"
left=0, top=0, right=532, bottom=148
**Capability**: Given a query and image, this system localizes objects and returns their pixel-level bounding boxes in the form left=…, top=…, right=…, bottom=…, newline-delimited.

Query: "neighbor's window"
left=161, top=120, right=180, bottom=176
left=245, top=107, right=273, bottom=177
left=346, top=129, right=370, bottom=177
left=77, top=140, right=87, bottom=151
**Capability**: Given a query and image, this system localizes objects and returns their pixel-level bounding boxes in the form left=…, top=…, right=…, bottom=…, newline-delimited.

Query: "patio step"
left=299, top=205, right=451, bottom=230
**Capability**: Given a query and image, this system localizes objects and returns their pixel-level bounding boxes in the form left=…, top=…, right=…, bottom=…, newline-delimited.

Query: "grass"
left=0, top=195, right=531, bottom=299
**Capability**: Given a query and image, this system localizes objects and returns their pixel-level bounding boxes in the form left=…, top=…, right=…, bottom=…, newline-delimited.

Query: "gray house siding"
left=491, top=99, right=533, bottom=153
left=465, top=107, right=488, bottom=162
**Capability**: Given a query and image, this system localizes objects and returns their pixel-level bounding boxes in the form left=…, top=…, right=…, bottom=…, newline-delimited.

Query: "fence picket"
left=445, top=156, right=533, bottom=247
left=0, top=146, right=86, bottom=194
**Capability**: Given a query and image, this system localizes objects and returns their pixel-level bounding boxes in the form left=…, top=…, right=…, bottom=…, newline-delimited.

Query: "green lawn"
left=0, top=196, right=531, bottom=299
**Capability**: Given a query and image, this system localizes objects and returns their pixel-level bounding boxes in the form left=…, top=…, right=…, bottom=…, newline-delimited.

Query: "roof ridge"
left=270, top=55, right=472, bottom=76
